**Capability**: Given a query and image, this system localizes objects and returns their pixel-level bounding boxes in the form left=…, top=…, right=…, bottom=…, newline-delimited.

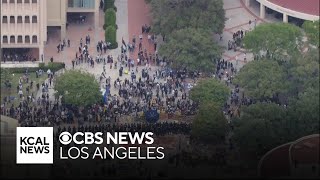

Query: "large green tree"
left=234, top=60, right=288, bottom=100
left=190, top=78, right=229, bottom=107
left=302, top=20, right=319, bottom=47
left=159, top=28, right=222, bottom=72
left=149, top=0, right=225, bottom=36
left=54, top=70, right=101, bottom=106
left=233, top=103, right=288, bottom=156
left=287, top=87, right=320, bottom=139
left=192, top=102, right=227, bottom=143
left=243, top=23, right=303, bottom=59
left=288, top=49, right=319, bottom=96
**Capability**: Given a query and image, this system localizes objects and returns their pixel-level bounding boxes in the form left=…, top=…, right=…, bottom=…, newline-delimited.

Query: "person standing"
left=235, top=55, right=238, bottom=65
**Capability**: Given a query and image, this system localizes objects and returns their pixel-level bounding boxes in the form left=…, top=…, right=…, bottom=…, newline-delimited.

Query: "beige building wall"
left=47, top=0, right=67, bottom=41
left=1, top=0, right=47, bottom=61
left=1, top=0, right=99, bottom=62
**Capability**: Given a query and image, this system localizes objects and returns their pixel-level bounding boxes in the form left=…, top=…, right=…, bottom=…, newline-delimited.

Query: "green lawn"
left=1, top=72, right=47, bottom=107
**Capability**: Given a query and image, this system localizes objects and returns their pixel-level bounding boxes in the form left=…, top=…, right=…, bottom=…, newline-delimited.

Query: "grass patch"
left=1, top=72, right=48, bottom=107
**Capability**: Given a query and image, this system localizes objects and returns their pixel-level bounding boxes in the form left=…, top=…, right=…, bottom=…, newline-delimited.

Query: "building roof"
left=268, top=0, right=320, bottom=16
left=259, top=143, right=291, bottom=177
left=259, top=134, right=320, bottom=177
left=290, top=135, right=320, bottom=164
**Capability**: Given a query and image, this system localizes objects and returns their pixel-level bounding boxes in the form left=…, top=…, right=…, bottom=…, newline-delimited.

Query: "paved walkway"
left=127, top=0, right=155, bottom=61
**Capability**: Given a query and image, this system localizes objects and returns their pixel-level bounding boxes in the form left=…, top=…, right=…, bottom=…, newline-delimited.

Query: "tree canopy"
left=190, top=78, right=229, bottom=107
left=192, top=102, right=227, bottom=143
left=243, top=23, right=303, bottom=59
left=233, top=49, right=319, bottom=160
left=159, top=28, right=222, bottom=72
left=54, top=70, right=101, bottom=107
left=234, top=60, right=288, bottom=100
left=149, top=0, right=225, bottom=36
left=302, top=20, right=319, bottom=47
left=233, top=103, right=288, bottom=156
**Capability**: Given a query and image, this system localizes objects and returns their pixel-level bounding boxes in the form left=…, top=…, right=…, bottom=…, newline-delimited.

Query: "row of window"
left=2, top=35, right=38, bottom=44
left=2, top=15, right=37, bottom=23
left=2, top=0, right=37, bottom=3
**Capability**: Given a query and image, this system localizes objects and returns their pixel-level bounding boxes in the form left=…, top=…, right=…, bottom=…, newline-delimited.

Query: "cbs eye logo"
left=59, top=132, right=72, bottom=145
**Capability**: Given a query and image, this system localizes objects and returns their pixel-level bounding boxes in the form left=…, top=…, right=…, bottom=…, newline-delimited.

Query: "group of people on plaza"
left=1, top=13, right=261, bottom=147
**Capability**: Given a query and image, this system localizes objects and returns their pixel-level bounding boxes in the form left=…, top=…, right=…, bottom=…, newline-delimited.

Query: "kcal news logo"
left=16, top=127, right=53, bottom=164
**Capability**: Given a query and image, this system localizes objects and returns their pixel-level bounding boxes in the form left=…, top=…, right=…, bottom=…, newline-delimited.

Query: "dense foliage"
left=147, top=0, right=225, bottom=72
left=233, top=49, right=319, bottom=157
left=54, top=70, right=101, bottom=107
left=149, top=0, right=225, bottom=36
left=190, top=78, right=229, bottom=107
left=192, top=102, right=227, bottom=143
left=302, top=20, right=319, bottom=47
left=159, top=28, right=222, bottom=72
left=243, top=23, right=303, bottom=60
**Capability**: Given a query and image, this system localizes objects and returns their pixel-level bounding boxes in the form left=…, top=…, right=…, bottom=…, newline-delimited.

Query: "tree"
left=234, top=60, right=288, bottom=100
left=302, top=20, right=319, bottom=47
left=190, top=78, right=229, bottom=107
left=54, top=70, right=101, bottom=107
left=233, top=103, right=288, bottom=156
left=288, top=49, right=319, bottom=96
left=159, top=28, right=222, bottom=72
left=287, top=87, right=319, bottom=139
left=149, top=0, right=225, bottom=36
left=243, top=23, right=303, bottom=59
left=192, top=102, right=227, bottom=143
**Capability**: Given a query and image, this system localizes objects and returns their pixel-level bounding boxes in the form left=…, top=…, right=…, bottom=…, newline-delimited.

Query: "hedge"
left=3, top=62, right=65, bottom=73
left=104, top=0, right=117, bottom=12
left=105, top=8, right=116, bottom=27
left=105, top=25, right=117, bottom=49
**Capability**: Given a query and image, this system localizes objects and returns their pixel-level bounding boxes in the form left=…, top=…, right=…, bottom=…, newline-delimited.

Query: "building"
left=245, top=0, right=319, bottom=22
left=258, top=134, right=319, bottom=177
left=1, top=0, right=47, bottom=61
left=0, top=0, right=100, bottom=61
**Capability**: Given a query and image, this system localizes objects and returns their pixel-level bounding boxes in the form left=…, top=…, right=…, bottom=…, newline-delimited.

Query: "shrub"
left=109, top=42, right=118, bottom=49
left=105, top=25, right=117, bottom=48
left=105, top=8, right=116, bottom=27
left=104, top=0, right=116, bottom=11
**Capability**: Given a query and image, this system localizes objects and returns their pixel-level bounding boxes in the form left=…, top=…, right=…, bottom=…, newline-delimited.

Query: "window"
left=17, top=0, right=22, bottom=3
left=24, top=0, right=29, bottom=3
left=31, top=0, right=36, bottom=3
left=17, top=35, right=23, bottom=43
left=32, top=35, right=37, bottom=43
left=2, top=16, right=8, bottom=23
left=9, top=0, right=14, bottom=3
left=10, top=36, right=15, bottom=43
left=3, top=36, right=8, bottom=43
left=25, top=36, right=30, bottom=43
left=32, top=16, right=37, bottom=23
left=2, top=0, right=8, bottom=3
left=10, top=16, right=15, bottom=24
left=17, top=16, right=22, bottom=23
left=25, top=16, right=30, bottom=23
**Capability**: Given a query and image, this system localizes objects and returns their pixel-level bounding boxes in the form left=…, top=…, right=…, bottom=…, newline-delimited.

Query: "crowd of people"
left=2, top=49, right=36, bottom=62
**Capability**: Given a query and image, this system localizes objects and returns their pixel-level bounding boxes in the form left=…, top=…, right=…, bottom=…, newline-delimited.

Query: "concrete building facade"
left=245, top=0, right=319, bottom=22
left=1, top=0, right=47, bottom=61
left=1, top=0, right=100, bottom=62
